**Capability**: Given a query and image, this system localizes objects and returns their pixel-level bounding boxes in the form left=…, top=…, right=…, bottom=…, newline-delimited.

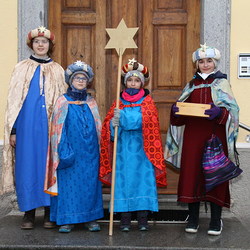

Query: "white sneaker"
left=185, top=225, right=199, bottom=233
left=185, top=216, right=199, bottom=234
left=208, top=219, right=223, bottom=236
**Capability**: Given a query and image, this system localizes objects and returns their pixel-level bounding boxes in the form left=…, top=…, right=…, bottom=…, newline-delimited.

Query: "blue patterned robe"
left=50, top=94, right=103, bottom=225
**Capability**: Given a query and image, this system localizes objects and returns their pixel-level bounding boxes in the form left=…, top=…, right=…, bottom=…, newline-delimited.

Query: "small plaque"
left=238, top=53, right=250, bottom=78
left=176, top=102, right=211, bottom=117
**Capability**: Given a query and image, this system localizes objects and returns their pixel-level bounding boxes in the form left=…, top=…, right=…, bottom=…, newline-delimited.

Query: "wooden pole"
left=109, top=48, right=123, bottom=236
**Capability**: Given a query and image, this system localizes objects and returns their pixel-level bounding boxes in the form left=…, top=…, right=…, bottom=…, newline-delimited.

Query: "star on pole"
left=105, top=19, right=139, bottom=55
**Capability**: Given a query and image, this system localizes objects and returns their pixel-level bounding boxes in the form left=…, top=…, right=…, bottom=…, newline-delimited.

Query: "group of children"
left=1, top=27, right=239, bottom=237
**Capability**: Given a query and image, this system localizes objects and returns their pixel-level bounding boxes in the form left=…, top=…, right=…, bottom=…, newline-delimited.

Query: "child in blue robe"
left=45, top=61, right=104, bottom=233
left=100, top=60, right=167, bottom=231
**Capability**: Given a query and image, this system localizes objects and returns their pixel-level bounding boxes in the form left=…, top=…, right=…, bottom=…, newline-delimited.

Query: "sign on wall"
left=238, top=54, right=250, bottom=78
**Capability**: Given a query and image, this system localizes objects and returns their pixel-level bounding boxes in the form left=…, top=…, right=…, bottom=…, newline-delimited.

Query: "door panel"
left=48, top=0, right=200, bottom=194
left=49, top=0, right=107, bottom=115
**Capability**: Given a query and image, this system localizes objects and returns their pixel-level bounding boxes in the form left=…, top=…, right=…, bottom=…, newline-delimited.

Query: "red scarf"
left=122, top=89, right=145, bottom=102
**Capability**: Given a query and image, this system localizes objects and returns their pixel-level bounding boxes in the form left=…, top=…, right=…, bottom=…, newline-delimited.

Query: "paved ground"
left=0, top=211, right=249, bottom=250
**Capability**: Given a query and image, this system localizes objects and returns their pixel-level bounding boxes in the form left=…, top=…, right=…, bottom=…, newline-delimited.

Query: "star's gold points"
left=105, top=19, right=139, bottom=55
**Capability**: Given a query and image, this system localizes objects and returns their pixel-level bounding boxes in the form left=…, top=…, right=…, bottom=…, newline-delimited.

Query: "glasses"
left=73, top=76, right=88, bottom=82
left=33, top=39, right=49, bottom=45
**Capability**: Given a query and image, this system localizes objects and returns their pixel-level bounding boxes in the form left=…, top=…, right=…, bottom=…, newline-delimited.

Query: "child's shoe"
left=21, top=209, right=36, bottom=230
left=137, top=210, right=149, bottom=231
left=185, top=220, right=199, bottom=233
left=139, top=225, right=149, bottom=231
left=208, top=219, right=223, bottom=236
left=59, top=224, right=74, bottom=233
left=43, top=207, right=56, bottom=229
left=120, top=212, right=131, bottom=232
left=185, top=202, right=200, bottom=233
left=208, top=202, right=222, bottom=236
left=86, top=221, right=101, bottom=232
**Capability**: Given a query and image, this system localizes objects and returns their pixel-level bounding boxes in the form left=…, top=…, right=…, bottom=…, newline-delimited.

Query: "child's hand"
left=205, top=103, right=221, bottom=120
left=171, top=103, right=180, bottom=117
left=111, top=108, right=120, bottom=127
left=10, top=134, right=16, bottom=147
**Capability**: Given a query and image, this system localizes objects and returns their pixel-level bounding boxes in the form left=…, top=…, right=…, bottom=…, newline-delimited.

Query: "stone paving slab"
left=0, top=215, right=249, bottom=249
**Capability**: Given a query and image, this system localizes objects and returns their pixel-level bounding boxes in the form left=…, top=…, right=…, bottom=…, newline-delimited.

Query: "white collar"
left=198, top=71, right=215, bottom=80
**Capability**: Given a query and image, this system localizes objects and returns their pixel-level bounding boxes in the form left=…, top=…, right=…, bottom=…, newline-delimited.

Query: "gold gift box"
left=176, top=102, right=211, bottom=117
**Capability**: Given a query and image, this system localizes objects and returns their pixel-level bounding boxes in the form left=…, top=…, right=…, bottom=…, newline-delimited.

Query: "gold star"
left=105, top=19, right=139, bottom=55
left=200, top=43, right=209, bottom=52
left=128, top=58, right=137, bottom=65
left=38, top=26, right=47, bottom=33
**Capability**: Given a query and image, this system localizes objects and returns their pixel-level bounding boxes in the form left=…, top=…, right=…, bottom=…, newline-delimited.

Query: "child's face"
left=32, top=37, right=50, bottom=57
left=126, top=76, right=142, bottom=89
left=198, top=58, right=215, bottom=74
left=72, top=73, right=88, bottom=90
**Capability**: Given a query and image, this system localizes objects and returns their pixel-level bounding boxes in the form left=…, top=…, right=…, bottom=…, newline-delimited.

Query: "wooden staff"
left=104, top=18, right=138, bottom=236
left=109, top=49, right=122, bottom=236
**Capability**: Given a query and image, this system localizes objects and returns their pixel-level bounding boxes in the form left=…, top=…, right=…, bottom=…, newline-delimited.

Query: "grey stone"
left=18, top=0, right=48, bottom=61
left=201, top=0, right=231, bottom=76
left=0, top=215, right=249, bottom=249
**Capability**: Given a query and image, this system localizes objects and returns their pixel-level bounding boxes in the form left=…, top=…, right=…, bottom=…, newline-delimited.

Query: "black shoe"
left=185, top=202, right=200, bottom=234
left=21, top=209, right=36, bottom=230
left=120, top=212, right=131, bottom=232
left=137, top=210, right=149, bottom=231
left=185, top=219, right=199, bottom=233
left=208, top=202, right=222, bottom=236
left=208, top=219, right=223, bottom=236
left=43, top=207, right=56, bottom=229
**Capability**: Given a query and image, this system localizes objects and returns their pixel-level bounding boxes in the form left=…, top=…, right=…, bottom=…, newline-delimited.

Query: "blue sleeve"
left=57, top=125, right=75, bottom=169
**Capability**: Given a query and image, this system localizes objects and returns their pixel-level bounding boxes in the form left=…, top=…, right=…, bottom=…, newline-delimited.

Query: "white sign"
left=238, top=54, right=250, bottom=78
